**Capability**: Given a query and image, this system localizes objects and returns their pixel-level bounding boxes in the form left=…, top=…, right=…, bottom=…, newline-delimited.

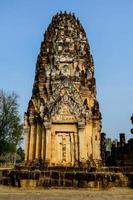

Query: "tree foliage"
left=0, top=90, right=23, bottom=157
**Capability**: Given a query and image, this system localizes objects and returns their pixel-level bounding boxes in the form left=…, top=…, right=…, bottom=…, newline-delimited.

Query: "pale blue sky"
left=0, top=0, right=133, bottom=140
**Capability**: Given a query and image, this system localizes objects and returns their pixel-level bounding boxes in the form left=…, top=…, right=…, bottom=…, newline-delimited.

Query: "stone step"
left=0, top=177, right=10, bottom=185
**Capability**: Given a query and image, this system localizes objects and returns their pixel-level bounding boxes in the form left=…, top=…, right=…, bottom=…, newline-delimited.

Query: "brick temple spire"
left=24, top=12, right=102, bottom=167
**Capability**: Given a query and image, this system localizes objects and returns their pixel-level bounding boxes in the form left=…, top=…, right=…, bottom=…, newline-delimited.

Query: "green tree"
left=0, top=90, right=23, bottom=163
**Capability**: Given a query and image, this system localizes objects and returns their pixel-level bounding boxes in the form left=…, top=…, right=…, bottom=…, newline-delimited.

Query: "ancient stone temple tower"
left=24, top=12, right=102, bottom=167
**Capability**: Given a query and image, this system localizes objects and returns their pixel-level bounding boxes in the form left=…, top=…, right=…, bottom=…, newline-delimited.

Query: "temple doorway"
left=56, top=131, right=77, bottom=166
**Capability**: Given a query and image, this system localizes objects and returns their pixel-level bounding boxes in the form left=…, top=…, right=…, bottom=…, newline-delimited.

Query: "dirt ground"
left=0, top=186, right=133, bottom=200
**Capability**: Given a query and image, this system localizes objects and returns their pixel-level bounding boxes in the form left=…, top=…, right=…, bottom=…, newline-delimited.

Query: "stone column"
left=75, top=132, right=79, bottom=165
left=29, top=114, right=36, bottom=161
left=44, top=122, right=51, bottom=163
left=92, top=120, right=101, bottom=161
left=78, top=122, right=85, bottom=163
left=41, top=124, right=45, bottom=160
left=51, top=131, right=56, bottom=164
left=86, top=122, right=93, bottom=158
left=35, top=120, right=42, bottom=160
left=70, top=133, right=74, bottom=165
left=24, top=113, right=30, bottom=161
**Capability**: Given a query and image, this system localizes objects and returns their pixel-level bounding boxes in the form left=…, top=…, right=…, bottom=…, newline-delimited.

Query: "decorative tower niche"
left=24, top=12, right=102, bottom=167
